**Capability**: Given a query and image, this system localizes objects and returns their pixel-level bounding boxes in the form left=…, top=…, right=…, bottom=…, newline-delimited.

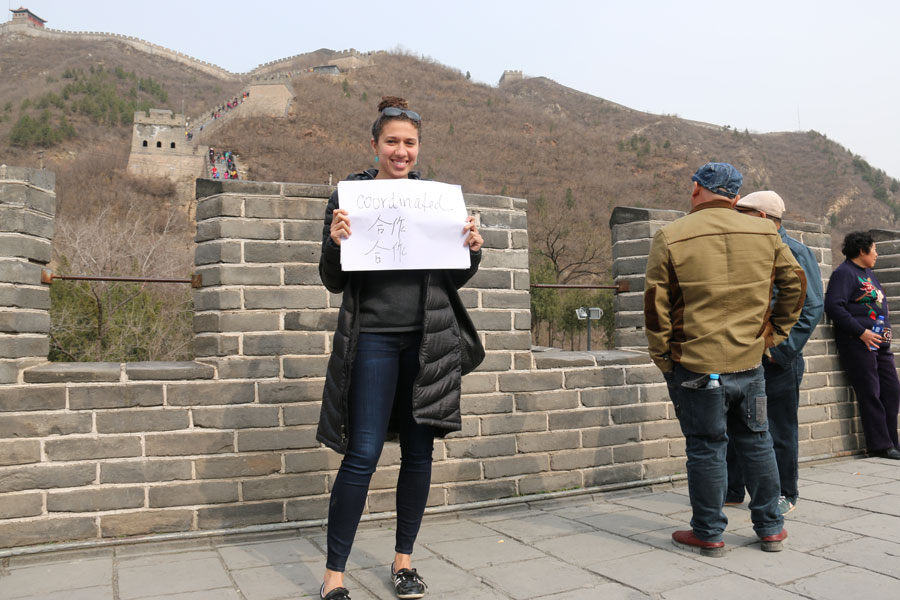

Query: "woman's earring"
left=374, top=156, right=379, bottom=163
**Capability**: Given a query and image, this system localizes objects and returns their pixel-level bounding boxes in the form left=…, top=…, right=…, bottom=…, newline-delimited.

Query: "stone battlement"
left=0, top=21, right=240, bottom=79
left=0, top=168, right=878, bottom=553
left=133, top=109, right=185, bottom=125
left=0, top=21, right=374, bottom=84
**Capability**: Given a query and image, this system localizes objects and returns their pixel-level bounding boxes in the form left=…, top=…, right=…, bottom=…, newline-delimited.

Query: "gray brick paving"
left=2, top=456, right=900, bottom=599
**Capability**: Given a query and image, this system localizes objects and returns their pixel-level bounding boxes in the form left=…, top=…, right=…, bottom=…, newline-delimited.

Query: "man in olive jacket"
left=644, top=162, right=806, bottom=557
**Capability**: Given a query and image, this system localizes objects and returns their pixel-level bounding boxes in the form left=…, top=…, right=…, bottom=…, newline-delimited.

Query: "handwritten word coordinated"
left=355, top=192, right=454, bottom=213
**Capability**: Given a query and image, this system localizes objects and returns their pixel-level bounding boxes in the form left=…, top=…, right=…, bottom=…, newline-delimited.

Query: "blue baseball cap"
left=691, top=162, right=743, bottom=199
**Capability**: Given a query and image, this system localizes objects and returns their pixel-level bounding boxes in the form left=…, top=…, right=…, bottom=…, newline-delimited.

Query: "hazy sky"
left=11, top=1, right=900, bottom=178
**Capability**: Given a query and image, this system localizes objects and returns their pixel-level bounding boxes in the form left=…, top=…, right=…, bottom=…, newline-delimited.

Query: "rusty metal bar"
left=41, top=269, right=203, bottom=288
left=531, top=281, right=630, bottom=293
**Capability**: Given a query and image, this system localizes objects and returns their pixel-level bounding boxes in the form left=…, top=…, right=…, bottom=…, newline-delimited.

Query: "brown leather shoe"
left=759, top=528, right=788, bottom=552
left=672, top=529, right=726, bottom=557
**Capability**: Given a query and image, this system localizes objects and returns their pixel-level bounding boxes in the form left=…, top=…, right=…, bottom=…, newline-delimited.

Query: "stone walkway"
left=2, top=456, right=900, bottom=599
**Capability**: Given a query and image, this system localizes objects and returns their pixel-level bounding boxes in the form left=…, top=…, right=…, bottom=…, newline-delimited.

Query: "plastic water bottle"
left=871, top=315, right=885, bottom=351
left=706, top=373, right=721, bottom=388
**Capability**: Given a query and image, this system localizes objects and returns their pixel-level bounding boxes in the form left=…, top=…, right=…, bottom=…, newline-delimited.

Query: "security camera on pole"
left=575, top=306, right=603, bottom=350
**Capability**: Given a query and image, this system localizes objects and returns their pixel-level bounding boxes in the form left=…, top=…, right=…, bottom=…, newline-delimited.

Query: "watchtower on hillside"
left=10, top=7, right=46, bottom=27
left=131, top=109, right=185, bottom=153
left=127, top=109, right=207, bottom=181
left=327, top=49, right=373, bottom=71
left=499, top=70, right=524, bottom=86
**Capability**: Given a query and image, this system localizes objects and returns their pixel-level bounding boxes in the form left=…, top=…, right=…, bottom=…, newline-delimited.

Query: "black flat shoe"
left=870, top=448, right=900, bottom=460
left=321, top=584, right=351, bottom=600
left=391, top=566, right=427, bottom=599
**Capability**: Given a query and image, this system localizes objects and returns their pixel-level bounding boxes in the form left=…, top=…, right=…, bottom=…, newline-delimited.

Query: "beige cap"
left=735, top=190, right=785, bottom=219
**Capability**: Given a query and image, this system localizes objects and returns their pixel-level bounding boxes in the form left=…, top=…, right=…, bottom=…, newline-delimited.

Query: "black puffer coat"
left=316, top=170, right=481, bottom=454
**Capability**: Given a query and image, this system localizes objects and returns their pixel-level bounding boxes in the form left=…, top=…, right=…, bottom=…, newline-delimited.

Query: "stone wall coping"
left=0, top=166, right=55, bottom=192
left=23, top=362, right=121, bottom=383
left=21, top=361, right=216, bottom=383
left=125, top=361, right=215, bottom=380
left=195, top=180, right=290, bottom=199
left=531, top=347, right=649, bottom=369
left=870, top=229, right=900, bottom=242
left=463, top=193, right=519, bottom=210
left=609, top=207, right=683, bottom=227
left=610, top=206, right=827, bottom=233
left=783, top=219, right=825, bottom=233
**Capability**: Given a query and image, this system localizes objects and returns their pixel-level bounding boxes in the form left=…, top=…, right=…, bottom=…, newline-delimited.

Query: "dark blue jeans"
left=666, top=364, right=783, bottom=542
left=326, top=332, right=435, bottom=572
left=727, top=354, right=804, bottom=503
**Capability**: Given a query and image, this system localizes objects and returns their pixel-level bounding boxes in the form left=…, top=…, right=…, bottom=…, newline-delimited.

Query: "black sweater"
left=824, top=259, right=891, bottom=340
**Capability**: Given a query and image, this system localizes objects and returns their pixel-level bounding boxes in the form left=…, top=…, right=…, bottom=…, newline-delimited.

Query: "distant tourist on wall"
left=725, top=191, right=824, bottom=515
left=825, top=231, right=900, bottom=459
left=316, top=96, right=484, bottom=600
left=644, top=162, right=804, bottom=557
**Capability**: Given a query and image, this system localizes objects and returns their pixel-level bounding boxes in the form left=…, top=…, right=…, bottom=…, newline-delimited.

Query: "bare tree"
left=529, top=194, right=607, bottom=284
left=51, top=199, right=194, bottom=362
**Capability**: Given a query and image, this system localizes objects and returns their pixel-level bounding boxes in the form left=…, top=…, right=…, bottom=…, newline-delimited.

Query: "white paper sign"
left=337, top=179, right=470, bottom=271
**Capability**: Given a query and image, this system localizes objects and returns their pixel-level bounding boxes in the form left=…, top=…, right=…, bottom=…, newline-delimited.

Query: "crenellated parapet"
left=0, top=173, right=881, bottom=553
left=0, top=21, right=240, bottom=80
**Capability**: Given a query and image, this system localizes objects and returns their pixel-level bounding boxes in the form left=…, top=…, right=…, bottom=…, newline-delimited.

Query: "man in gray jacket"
left=727, top=190, right=825, bottom=514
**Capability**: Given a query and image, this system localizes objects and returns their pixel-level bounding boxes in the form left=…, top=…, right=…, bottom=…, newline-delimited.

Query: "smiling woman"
left=314, top=95, right=484, bottom=600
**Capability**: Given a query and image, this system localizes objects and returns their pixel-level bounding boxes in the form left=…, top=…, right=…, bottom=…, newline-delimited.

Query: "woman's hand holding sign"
left=463, top=215, right=483, bottom=252
left=330, top=209, right=352, bottom=246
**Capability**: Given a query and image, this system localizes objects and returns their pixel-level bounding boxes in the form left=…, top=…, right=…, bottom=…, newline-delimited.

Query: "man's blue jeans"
left=326, top=332, right=434, bottom=572
left=666, top=363, right=783, bottom=542
left=727, top=355, right=803, bottom=503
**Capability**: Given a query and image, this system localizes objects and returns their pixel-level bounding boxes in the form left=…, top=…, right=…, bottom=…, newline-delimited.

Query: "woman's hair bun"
left=377, top=96, right=409, bottom=112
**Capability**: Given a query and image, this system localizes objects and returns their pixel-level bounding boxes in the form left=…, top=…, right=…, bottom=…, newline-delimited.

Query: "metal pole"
left=530, top=281, right=630, bottom=293
left=586, top=317, right=591, bottom=351
left=41, top=269, right=202, bottom=288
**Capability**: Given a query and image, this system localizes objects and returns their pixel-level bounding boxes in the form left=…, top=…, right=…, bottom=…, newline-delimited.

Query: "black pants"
left=835, top=333, right=900, bottom=452
left=326, top=332, right=434, bottom=572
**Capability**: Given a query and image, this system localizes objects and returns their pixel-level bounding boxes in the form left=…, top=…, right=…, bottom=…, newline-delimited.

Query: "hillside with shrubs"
left=2, top=31, right=897, bottom=356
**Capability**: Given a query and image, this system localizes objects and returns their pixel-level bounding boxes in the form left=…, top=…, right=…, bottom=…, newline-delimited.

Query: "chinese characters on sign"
left=338, top=179, right=471, bottom=271
left=365, top=215, right=407, bottom=265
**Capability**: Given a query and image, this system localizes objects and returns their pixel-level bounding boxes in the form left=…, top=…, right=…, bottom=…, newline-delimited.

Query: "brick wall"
left=0, top=166, right=54, bottom=384
left=0, top=170, right=880, bottom=552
